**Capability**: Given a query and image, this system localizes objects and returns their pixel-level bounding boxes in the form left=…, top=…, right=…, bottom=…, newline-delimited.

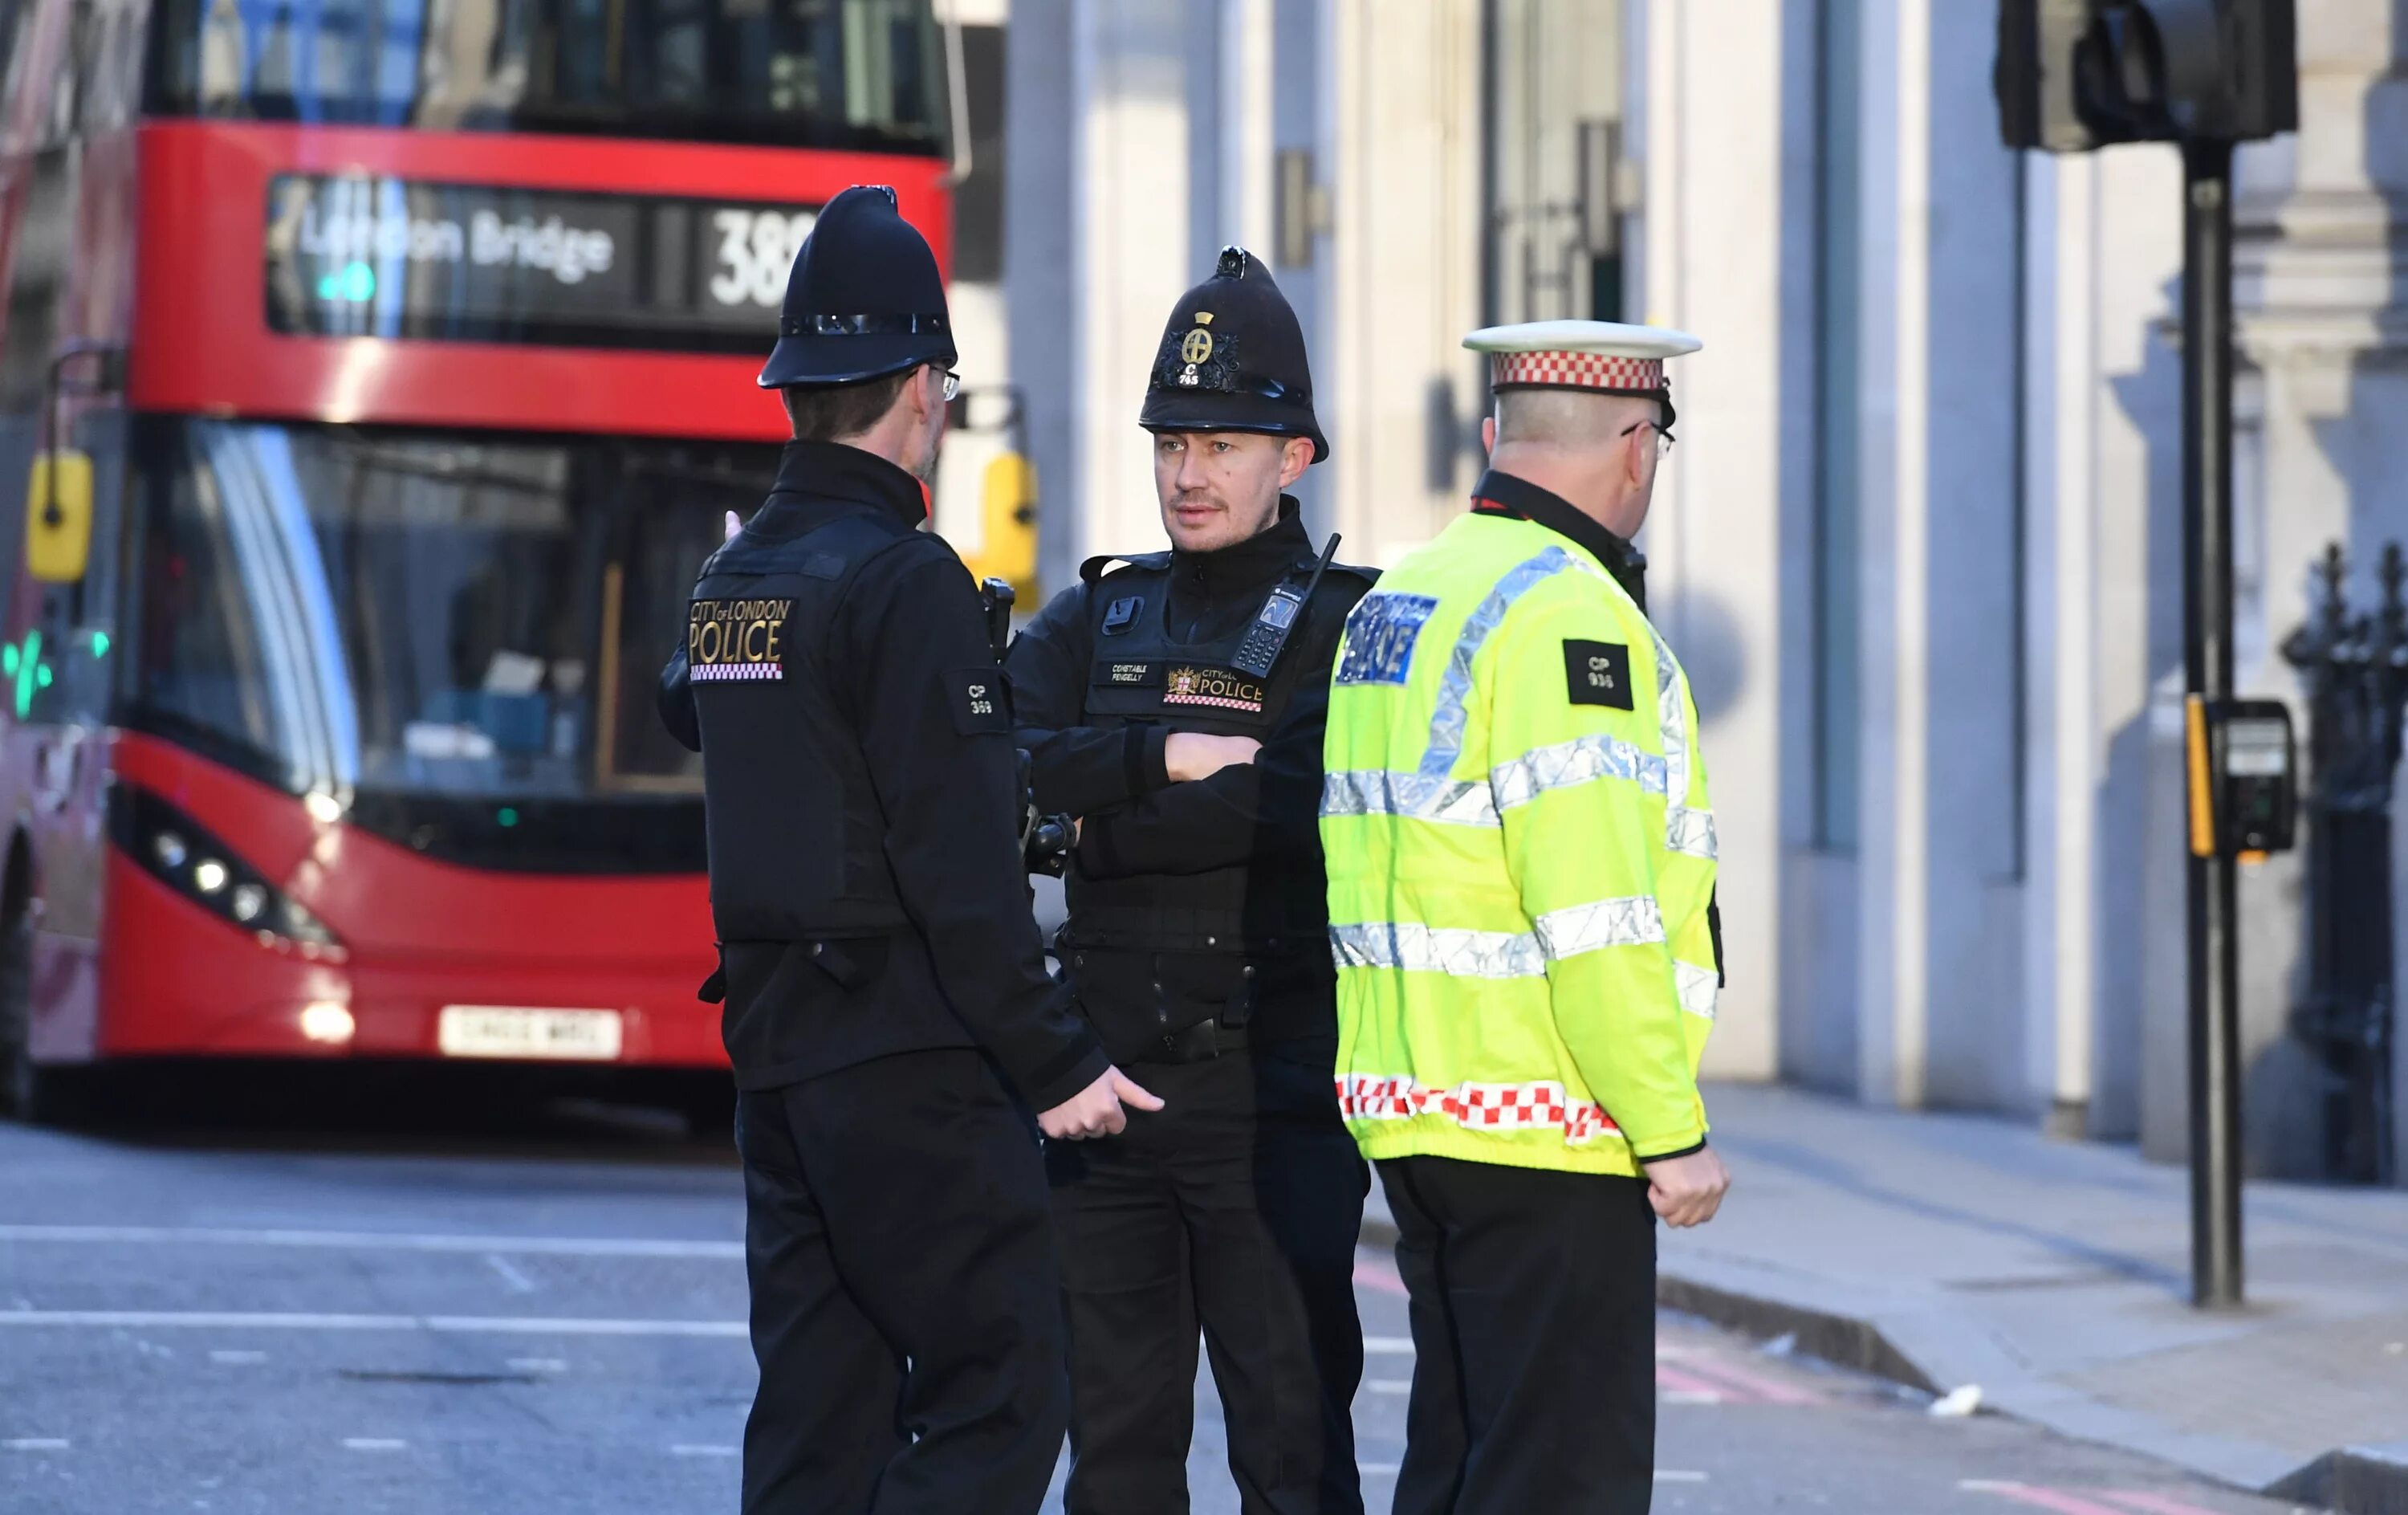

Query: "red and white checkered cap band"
left=1490, top=351, right=1665, bottom=393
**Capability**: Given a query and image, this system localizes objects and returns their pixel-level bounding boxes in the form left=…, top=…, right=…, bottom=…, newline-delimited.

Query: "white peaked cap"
left=1463, top=320, right=1702, bottom=401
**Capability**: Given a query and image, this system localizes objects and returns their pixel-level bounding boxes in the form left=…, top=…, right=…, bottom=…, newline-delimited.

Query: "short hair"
left=1495, top=388, right=1661, bottom=447
left=781, top=369, right=918, bottom=442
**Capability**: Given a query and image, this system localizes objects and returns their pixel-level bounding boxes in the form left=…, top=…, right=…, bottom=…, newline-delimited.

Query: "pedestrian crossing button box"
left=2187, top=697, right=2296, bottom=860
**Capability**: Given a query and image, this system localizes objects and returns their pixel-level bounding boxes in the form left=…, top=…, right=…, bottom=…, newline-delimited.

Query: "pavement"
left=0, top=1070, right=2345, bottom=1514
left=1369, top=1082, right=2408, bottom=1514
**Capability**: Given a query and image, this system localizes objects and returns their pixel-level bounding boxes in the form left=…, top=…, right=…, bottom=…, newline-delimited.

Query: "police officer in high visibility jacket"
left=659, top=185, right=1161, bottom=1515
left=1006, top=246, right=1374, bottom=1514
left=1321, top=320, right=1732, bottom=1514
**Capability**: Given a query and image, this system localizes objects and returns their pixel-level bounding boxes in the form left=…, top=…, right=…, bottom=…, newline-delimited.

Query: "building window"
left=1813, top=0, right=1861, bottom=851
left=1479, top=0, right=1624, bottom=326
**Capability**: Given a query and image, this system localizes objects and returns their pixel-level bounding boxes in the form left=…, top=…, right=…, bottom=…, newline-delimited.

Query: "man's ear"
left=1277, top=436, right=1314, bottom=489
left=1481, top=414, right=1497, bottom=454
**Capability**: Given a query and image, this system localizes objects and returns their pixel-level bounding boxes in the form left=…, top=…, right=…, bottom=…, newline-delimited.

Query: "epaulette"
left=1079, top=551, right=1173, bottom=584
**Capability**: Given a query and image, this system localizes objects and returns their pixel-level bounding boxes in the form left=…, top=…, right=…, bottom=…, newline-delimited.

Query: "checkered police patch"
left=1164, top=666, right=1265, bottom=713
left=1335, top=593, right=1440, bottom=687
left=689, top=597, right=790, bottom=682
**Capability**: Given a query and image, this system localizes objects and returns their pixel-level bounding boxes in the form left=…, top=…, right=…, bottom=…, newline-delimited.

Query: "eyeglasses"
left=1620, top=420, right=1675, bottom=460
left=938, top=369, right=962, bottom=403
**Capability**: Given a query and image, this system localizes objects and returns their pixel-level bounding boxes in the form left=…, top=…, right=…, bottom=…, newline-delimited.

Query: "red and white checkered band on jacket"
left=1336, top=1073, right=1623, bottom=1146
left=1490, top=350, right=1665, bottom=394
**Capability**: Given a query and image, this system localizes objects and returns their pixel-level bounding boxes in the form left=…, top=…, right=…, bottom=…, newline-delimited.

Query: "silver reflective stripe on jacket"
left=1531, top=896, right=1666, bottom=960
left=1646, top=622, right=1715, bottom=860
left=1332, top=895, right=1666, bottom=979
left=1489, top=731, right=1667, bottom=812
left=1330, top=921, right=1545, bottom=979
left=1674, top=960, right=1719, bottom=1020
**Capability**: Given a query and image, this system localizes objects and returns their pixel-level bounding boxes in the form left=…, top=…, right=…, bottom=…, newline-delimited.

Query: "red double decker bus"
left=0, top=0, right=957, bottom=1119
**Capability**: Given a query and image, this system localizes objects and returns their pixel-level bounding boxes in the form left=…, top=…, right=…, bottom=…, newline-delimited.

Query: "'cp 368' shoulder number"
left=709, top=209, right=816, bottom=308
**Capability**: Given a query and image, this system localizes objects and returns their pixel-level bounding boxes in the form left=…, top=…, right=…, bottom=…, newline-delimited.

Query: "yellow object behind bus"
left=963, top=450, right=1038, bottom=596
left=26, top=450, right=93, bottom=583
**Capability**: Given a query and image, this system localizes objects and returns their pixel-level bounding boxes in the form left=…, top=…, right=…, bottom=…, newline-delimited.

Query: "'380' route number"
left=709, top=209, right=817, bottom=308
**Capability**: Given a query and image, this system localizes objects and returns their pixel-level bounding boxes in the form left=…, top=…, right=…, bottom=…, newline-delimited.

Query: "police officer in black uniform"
left=1005, top=247, right=1374, bottom=1515
left=659, top=185, right=1162, bottom=1515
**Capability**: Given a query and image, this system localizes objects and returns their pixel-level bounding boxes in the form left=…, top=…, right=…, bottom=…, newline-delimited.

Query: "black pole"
left=2182, top=137, right=2244, bottom=1309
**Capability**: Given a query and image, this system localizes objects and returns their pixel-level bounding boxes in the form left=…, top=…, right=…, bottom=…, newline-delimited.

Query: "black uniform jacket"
left=661, top=440, right=1107, bottom=1106
left=1003, top=500, right=1373, bottom=1052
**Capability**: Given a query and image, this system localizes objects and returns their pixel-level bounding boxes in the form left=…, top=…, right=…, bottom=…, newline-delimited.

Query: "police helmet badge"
left=1157, top=316, right=1240, bottom=393
left=1178, top=313, right=1215, bottom=386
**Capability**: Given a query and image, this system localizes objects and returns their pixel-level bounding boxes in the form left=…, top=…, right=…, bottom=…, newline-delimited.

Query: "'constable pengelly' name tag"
left=689, top=597, right=790, bottom=681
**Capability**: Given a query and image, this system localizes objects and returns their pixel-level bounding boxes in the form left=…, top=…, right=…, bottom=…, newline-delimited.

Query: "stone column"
left=1635, top=0, right=1809, bottom=1082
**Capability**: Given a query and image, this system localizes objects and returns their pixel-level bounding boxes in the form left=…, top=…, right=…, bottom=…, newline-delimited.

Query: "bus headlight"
left=107, top=787, right=340, bottom=948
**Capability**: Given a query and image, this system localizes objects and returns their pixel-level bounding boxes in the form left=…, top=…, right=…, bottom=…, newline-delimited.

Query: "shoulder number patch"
left=950, top=668, right=1011, bottom=735
left=689, top=597, right=790, bottom=682
left=1335, top=593, right=1440, bottom=687
left=1564, top=639, right=1634, bottom=710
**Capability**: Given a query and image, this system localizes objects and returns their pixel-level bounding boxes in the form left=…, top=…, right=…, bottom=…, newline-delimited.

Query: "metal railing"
left=2280, top=543, right=2402, bottom=1185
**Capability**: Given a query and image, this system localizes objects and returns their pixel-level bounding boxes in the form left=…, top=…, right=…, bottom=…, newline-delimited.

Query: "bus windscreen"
left=142, top=0, right=950, bottom=153
left=124, top=417, right=779, bottom=871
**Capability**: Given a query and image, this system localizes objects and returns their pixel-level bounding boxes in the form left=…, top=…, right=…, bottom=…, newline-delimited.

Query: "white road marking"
left=1657, top=1470, right=1708, bottom=1482
left=671, top=1444, right=739, bottom=1458
left=0, top=1310, right=746, bottom=1338
left=1362, top=1336, right=1414, bottom=1354
left=1365, top=1379, right=1413, bottom=1395
left=1662, top=1390, right=1722, bottom=1405
left=343, top=1439, right=407, bottom=1452
left=507, top=1358, right=567, bottom=1374
left=1960, top=1481, right=2024, bottom=1492
left=485, top=1254, right=539, bottom=1294
left=5, top=1438, right=70, bottom=1451
left=0, top=1225, right=741, bottom=1260
left=208, top=1350, right=267, bottom=1366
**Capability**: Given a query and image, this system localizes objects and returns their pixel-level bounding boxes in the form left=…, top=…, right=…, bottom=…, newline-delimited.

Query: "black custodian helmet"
left=1140, top=246, right=1328, bottom=462
left=758, top=185, right=957, bottom=389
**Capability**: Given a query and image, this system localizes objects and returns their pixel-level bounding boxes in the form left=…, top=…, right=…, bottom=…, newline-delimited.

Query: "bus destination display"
left=264, top=175, right=819, bottom=353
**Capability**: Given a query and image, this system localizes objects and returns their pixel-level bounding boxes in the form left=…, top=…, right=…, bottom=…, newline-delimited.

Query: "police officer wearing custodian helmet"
left=1005, top=246, right=1375, bottom=1513
left=658, top=185, right=1162, bottom=1515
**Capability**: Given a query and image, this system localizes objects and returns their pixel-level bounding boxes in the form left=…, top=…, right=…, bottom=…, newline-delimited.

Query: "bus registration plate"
left=437, top=1006, right=624, bottom=1062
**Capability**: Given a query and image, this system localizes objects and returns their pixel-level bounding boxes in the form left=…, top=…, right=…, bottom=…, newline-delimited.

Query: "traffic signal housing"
left=1995, top=0, right=2297, bottom=151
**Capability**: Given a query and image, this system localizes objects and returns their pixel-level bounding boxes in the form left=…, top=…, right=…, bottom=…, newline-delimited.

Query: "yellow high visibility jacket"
left=1320, top=500, right=1718, bottom=1177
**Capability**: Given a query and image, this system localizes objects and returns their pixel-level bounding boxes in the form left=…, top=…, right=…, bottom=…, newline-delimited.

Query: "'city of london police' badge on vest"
left=689, top=597, right=791, bottom=681
left=1164, top=665, right=1266, bottom=713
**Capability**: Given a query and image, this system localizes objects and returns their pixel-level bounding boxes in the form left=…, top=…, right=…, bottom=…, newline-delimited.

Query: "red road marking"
left=1654, top=1364, right=1731, bottom=1401
left=1975, top=1488, right=2141, bottom=1515
left=1666, top=1353, right=1824, bottom=1407
left=2099, top=1492, right=2234, bottom=1515
left=1352, top=1256, right=1409, bottom=1297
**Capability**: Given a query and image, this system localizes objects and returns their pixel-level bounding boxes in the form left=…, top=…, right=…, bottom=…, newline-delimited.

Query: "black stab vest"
left=1061, top=550, right=1354, bottom=962
left=687, top=511, right=914, bottom=943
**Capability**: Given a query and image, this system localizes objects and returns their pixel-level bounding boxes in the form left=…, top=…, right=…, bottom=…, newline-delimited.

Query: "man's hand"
left=1641, top=1146, right=1731, bottom=1228
left=725, top=510, right=742, bottom=542
left=1038, top=1066, right=1165, bottom=1140
left=1165, top=733, right=1262, bottom=783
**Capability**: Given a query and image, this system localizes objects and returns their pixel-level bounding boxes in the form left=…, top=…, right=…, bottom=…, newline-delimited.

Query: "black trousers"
left=1045, top=1050, right=1367, bottom=1515
left=735, top=1049, right=1069, bottom=1515
left=1379, top=1157, right=1658, bottom=1515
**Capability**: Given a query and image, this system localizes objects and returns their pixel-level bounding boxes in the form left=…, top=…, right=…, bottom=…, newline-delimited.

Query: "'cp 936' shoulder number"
left=708, top=209, right=816, bottom=309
